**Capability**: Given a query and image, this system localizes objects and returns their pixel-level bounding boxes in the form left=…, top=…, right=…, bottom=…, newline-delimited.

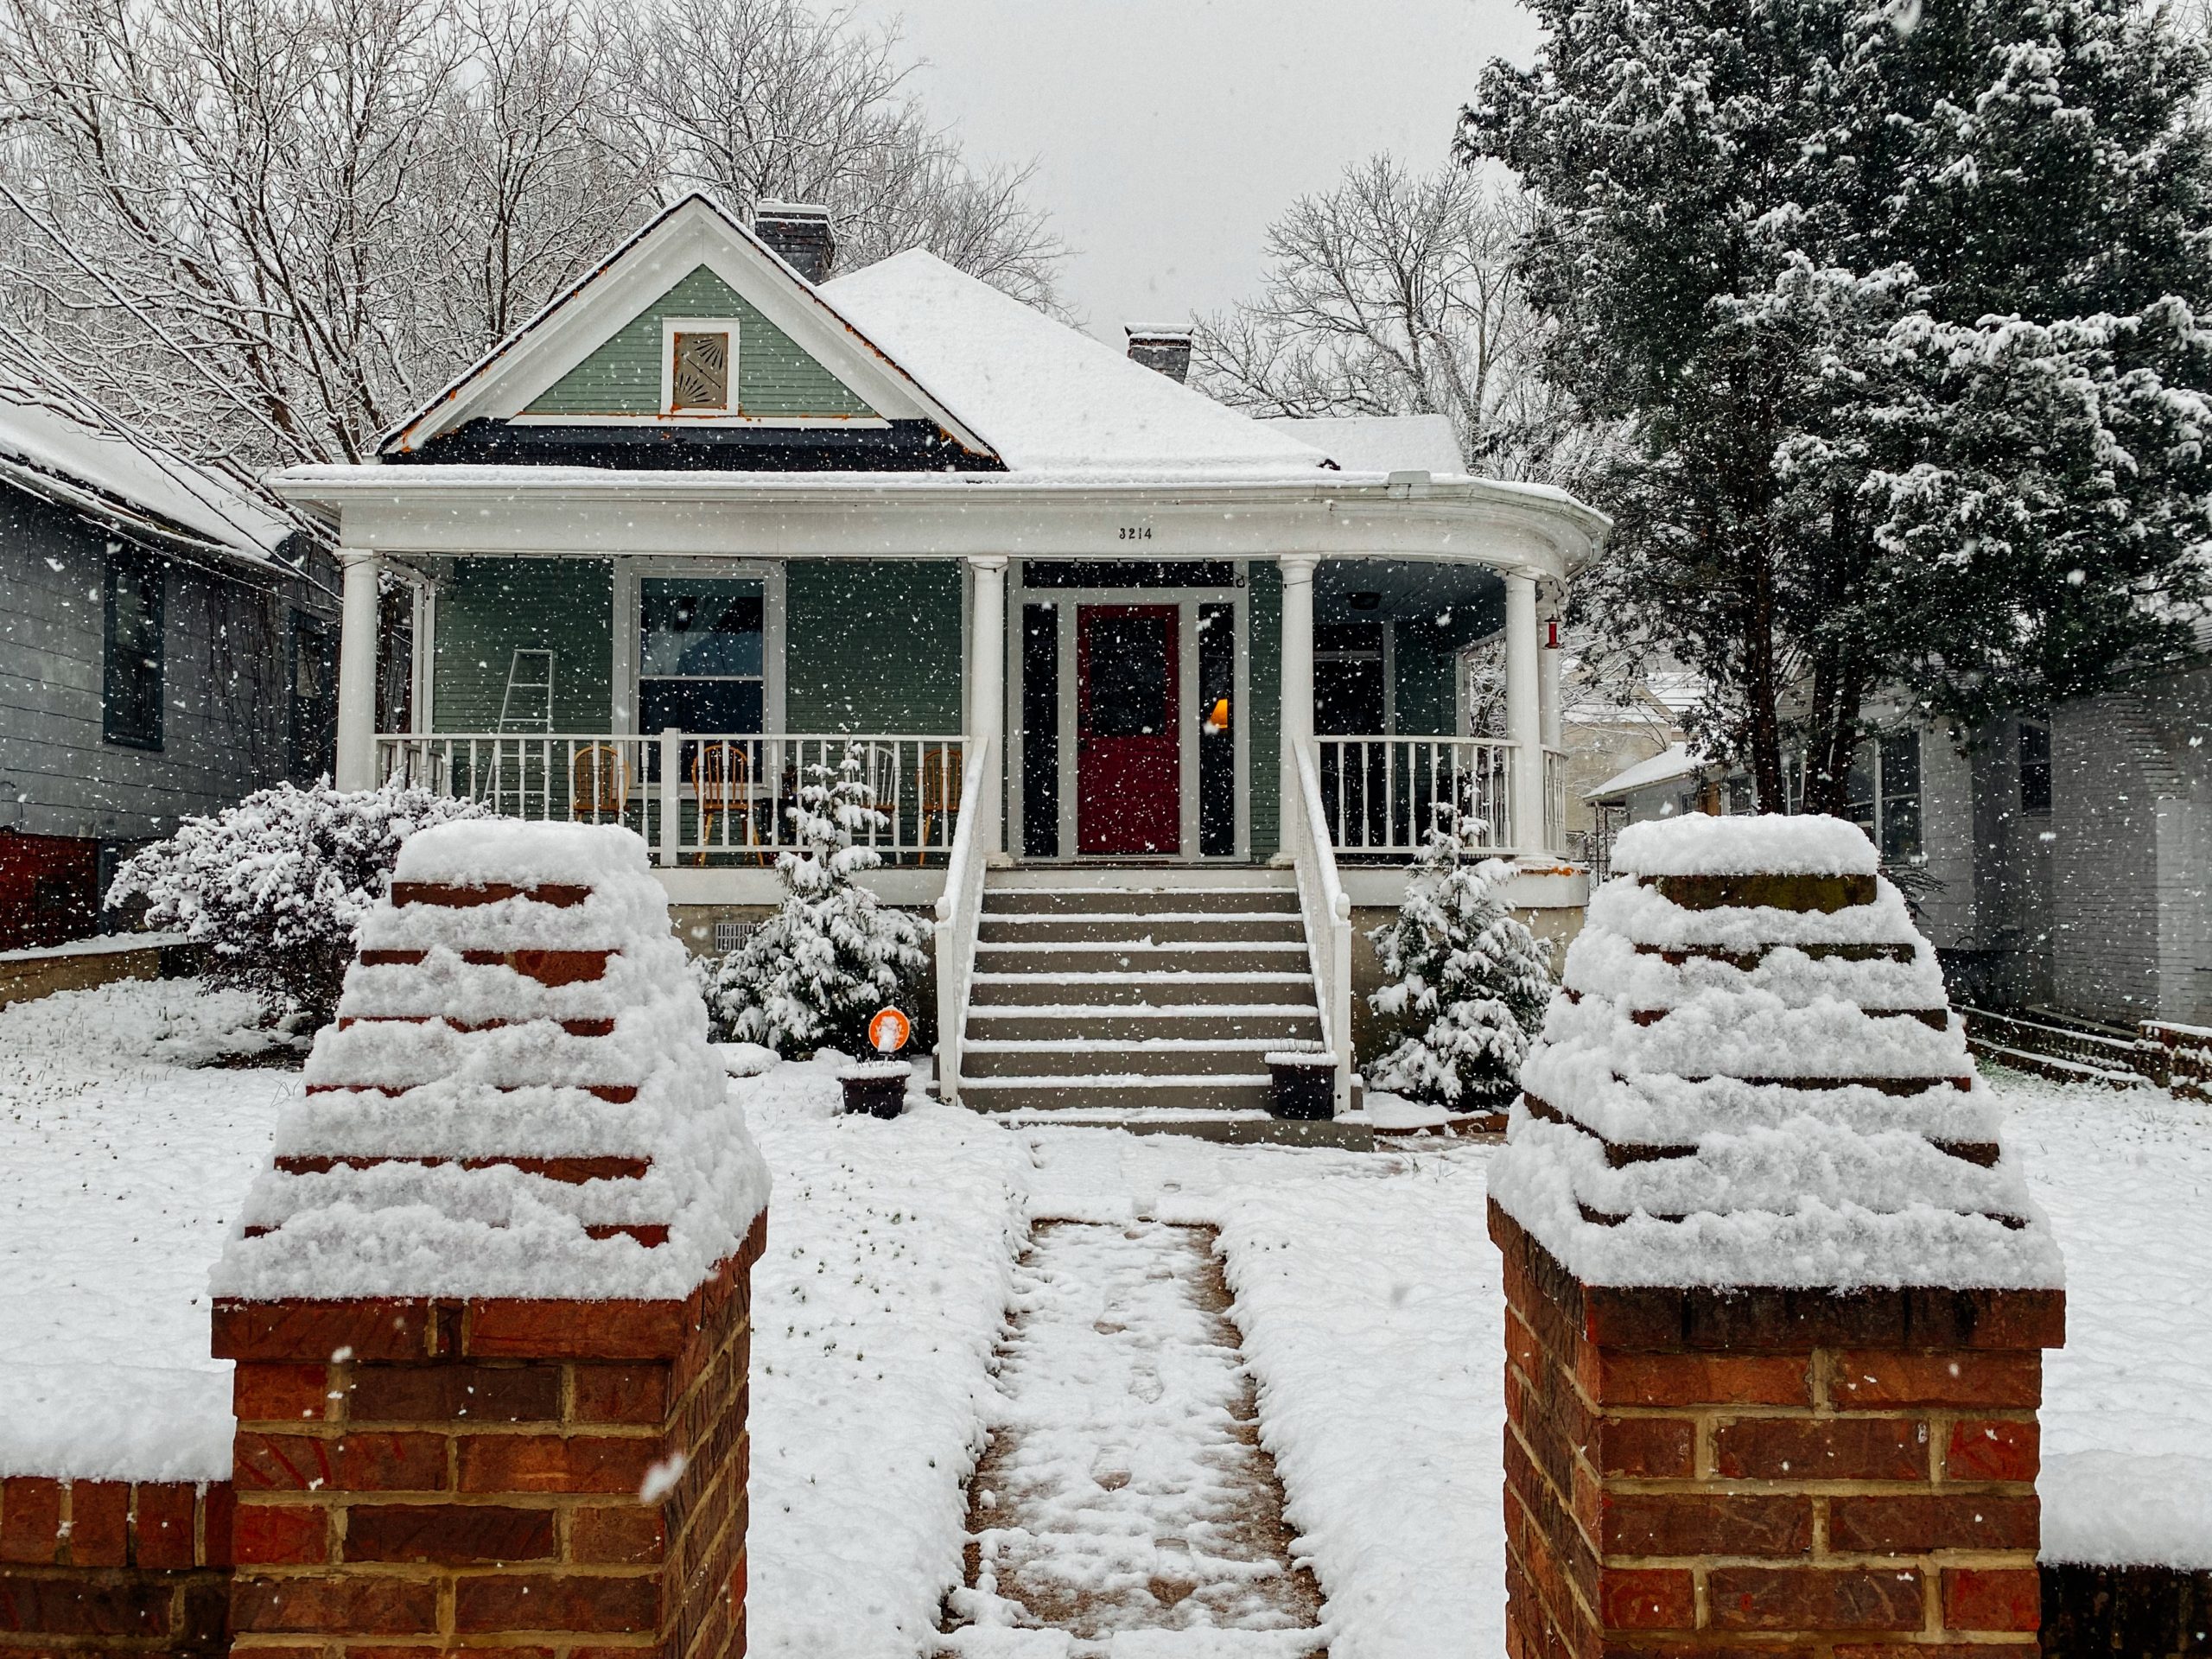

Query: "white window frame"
left=659, top=318, right=746, bottom=416
left=611, top=559, right=785, bottom=737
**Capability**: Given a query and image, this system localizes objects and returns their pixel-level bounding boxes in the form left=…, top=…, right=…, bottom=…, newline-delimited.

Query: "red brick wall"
left=211, top=1211, right=765, bottom=1659
left=0, top=1477, right=233, bottom=1656
left=1495, top=1202, right=2062, bottom=1659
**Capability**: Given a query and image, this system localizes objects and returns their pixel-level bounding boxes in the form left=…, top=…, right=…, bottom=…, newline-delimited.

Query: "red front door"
left=1077, top=605, right=1180, bottom=855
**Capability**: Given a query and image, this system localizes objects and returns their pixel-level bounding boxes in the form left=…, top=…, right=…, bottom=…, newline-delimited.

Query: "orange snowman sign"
left=868, top=1006, right=912, bottom=1055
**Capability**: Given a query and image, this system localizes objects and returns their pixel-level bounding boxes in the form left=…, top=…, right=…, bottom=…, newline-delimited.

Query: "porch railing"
left=931, top=734, right=997, bottom=1107
left=1315, top=737, right=1515, bottom=855
left=1543, top=746, right=1569, bottom=858
left=374, top=731, right=967, bottom=867
left=1285, top=738, right=1355, bottom=1116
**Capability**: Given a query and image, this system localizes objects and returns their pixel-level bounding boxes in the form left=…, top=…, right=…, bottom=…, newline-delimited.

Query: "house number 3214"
left=1117, top=525, right=1153, bottom=541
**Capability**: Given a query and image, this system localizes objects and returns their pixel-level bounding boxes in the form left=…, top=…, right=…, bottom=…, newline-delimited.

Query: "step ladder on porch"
left=954, top=868, right=1325, bottom=1118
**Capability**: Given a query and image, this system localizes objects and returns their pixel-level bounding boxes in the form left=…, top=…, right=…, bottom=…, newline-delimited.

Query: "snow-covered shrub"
left=702, top=749, right=927, bottom=1057
left=108, top=779, right=489, bottom=1025
left=1367, top=804, right=1554, bottom=1107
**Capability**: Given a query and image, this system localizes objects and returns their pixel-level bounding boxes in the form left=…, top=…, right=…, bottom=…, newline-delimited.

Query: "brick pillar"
left=1496, top=1206, right=2060, bottom=1659
left=0, top=1477, right=233, bottom=1656
left=213, top=1211, right=763, bottom=1659
left=1496, top=817, right=2065, bottom=1659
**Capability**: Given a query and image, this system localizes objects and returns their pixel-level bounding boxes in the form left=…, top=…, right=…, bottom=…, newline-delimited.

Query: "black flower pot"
left=839, top=1061, right=910, bottom=1119
left=1266, top=1050, right=1337, bottom=1121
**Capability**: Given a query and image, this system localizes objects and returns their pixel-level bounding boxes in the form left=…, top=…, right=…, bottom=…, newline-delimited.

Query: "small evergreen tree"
left=107, top=779, right=489, bottom=1024
left=1367, top=804, right=1554, bottom=1107
left=704, top=748, right=927, bottom=1056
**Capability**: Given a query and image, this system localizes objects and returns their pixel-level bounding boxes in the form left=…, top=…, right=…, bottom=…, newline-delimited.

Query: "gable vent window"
left=669, top=327, right=732, bottom=411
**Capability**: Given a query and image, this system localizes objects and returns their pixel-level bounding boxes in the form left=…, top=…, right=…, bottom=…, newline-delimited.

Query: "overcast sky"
left=848, top=0, right=1542, bottom=344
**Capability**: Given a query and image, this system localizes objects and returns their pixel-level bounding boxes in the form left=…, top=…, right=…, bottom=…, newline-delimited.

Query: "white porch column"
left=1504, top=571, right=1543, bottom=853
left=334, top=548, right=380, bottom=791
left=966, top=556, right=1007, bottom=857
left=1277, top=554, right=1318, bottom=830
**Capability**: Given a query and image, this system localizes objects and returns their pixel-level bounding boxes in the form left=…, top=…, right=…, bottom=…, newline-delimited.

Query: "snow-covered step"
left=965, top=1006, right=1324, bottom=1045
left=973, top=939, right=1309, bottom=976
left=959, top=1074, right=1278, bottom=1113
left=962, top=1037, right=1287, bottom=1080
left=977, top=912, right=1305, bottom=944
left=986, top=866, right=1293, bottom=895
left=968, top=970, right=1317, bottom=1008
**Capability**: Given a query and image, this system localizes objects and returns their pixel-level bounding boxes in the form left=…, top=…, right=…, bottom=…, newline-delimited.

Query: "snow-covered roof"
left=1261, top=414, right=1465, bottom=476
left=0, top=393, right=292, bottom=565
left=1584, top=742, right=1706, bottom=802
left=820, top=251, right=1332, bottom=478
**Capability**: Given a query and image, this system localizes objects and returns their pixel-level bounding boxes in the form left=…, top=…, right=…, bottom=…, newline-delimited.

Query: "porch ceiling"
left=1315, top=558, right=1506, bottom=636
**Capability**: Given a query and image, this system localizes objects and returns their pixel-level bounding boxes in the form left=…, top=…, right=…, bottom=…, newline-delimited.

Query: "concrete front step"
left=965, top=1007, right=1324, bottom=1044
left=969, top=970, right=1318, bottom=1007
left=960, top=1074, right=1277, bottom=1113
left=962, top=1037, right=1288, bottom=1079
left=976, top=912, right=1305, bottom=944
left=988, top=1109, right=1375, bottom=1151
left=974, top=939, right=1310, bottom=976
left=983, top=885, right=1298, bottom=915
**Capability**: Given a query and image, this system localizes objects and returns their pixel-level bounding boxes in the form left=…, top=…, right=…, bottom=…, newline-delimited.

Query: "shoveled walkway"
left=939, top=1219, right=1325, bottom=1657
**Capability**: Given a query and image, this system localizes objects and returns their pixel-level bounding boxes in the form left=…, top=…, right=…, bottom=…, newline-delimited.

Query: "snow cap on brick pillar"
left=1489, top=811, right=2062, bottom=1659
left=214, top=820, right=767, bottom=1299
left=210, top=821, right=768, bottom=1659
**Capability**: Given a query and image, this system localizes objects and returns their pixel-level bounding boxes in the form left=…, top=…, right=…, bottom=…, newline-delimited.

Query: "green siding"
left=785, top=561, right=963, bottom=732
left=1392, top=618, right=1458, bottom=735
left=1248, top=562, right=1281, bottom=858
left=434, top=558, right=614, bottom=731
left=526, top=266, right=875, bottom=418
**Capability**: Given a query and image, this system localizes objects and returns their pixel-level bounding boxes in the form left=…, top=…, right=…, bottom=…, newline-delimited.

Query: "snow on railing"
left=1287, top=738, right=1354, bottom=1116
left=375, top=732, right=965, bottom=868
left=1314, top=736, right=1516, bottom=855
left=932, top=734, right=996, bottom=1107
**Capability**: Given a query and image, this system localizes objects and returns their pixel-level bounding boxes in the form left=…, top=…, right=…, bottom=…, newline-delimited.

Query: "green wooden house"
left=276, top=195, right=1606, bottom=1119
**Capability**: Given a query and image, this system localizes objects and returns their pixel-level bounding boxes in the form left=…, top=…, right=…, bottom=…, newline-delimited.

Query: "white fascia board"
left=267, top=471, right=1602, bottom=578
left=380, top=196, right=995, bottom=460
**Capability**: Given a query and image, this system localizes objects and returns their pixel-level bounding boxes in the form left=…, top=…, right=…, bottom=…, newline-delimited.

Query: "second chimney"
left=1126, top=326, right=1193, bottom=384
left=754, top=201, right=836, bottom=284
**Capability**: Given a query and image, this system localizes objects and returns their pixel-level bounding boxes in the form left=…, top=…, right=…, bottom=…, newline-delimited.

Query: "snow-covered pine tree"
left=1367, top=803, right=1554, bottom=1107
left=704, top=747, right=928, bottom=1056
left=1465, top=0, right=2212, bottom=811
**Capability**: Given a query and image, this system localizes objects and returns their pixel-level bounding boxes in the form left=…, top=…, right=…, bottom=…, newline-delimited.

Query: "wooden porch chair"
left=917, top=745, right=963, bottom=862
left=692, top=742, right=771, bottom=867
left=570, top=743, right=628, bottom=824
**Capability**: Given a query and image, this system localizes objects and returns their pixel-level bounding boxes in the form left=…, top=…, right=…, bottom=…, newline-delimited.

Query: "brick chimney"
left=753, top=201, right=835, bottom=283
left=1125, top=326, right=1192, bottom=384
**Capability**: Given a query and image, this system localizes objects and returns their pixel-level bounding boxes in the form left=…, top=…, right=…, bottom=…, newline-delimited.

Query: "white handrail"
left=1288, top=737, right=1355, bottom=1116
left=931, top=732, right=995, bottom=1107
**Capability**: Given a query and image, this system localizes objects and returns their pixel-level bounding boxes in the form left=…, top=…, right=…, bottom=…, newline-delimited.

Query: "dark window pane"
left=1198, top=601, right=1235, bottom=856
left=1085, top=614, right=1168, bottom=736
left=1021, top=603, right=1059, bottom=857
left=2020, top=721, right=2052, bottom=813
left=102, top=552, right=164, bottom=749
left=1314, top=622, right=1384, bottom=655
left=1024, top=560, right=1234, bottom=588
left=640, top=677, right=762, bottom=734
left=1315, top=658, right=1384, bottom=734
left=640, top=579, right=762, bottom=675
left=289, top=615, right=336, bottom=779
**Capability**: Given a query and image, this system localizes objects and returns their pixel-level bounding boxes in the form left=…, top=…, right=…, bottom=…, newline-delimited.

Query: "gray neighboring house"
left=1584, top=662, right=2212, bottom=1029
left=0, top=396, right=340, bottom=949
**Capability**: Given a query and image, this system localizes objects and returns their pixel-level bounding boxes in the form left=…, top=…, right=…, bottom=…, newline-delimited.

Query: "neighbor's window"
left=103, top=549, right=164, bottom=749
left=2019, top=721, right=2052, bottom=813
left=1846, top=731, right=1923, bottom=861
left=289, top=613, right=336, bottom=779
left=670, top=329, right=731, bottom=410
left=639, top=577, right=764, bottom=733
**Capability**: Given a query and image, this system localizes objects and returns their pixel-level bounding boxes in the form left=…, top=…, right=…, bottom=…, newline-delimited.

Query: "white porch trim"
left=336, top=549, right=380, bottom=790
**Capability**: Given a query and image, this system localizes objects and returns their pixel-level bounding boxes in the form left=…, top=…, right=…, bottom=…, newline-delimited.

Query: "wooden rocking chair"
left=917, top=744, right=963, bottom=863
left=570, top=743, right=629, bottom=824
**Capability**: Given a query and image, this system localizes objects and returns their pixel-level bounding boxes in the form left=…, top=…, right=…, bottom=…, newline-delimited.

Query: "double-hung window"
left=638, top=577, right=764, bottom=734
left=1846, top=731, right=1923, bottom=861
left=102, top=549, right=164, bottom=749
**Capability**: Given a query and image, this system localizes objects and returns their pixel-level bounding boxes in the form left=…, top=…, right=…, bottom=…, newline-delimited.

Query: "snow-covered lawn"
left=3, top=980, right=2211, bottom=1658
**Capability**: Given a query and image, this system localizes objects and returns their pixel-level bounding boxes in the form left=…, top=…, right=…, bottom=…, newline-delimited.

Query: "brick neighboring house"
left=1584, top=660, right=2212, bottom=1029
left=0, top=396, right=340, bottom=950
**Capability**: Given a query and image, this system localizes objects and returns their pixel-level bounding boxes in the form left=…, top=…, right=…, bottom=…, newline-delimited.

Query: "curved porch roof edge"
left=266, top=465, right=1611, bottom=579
